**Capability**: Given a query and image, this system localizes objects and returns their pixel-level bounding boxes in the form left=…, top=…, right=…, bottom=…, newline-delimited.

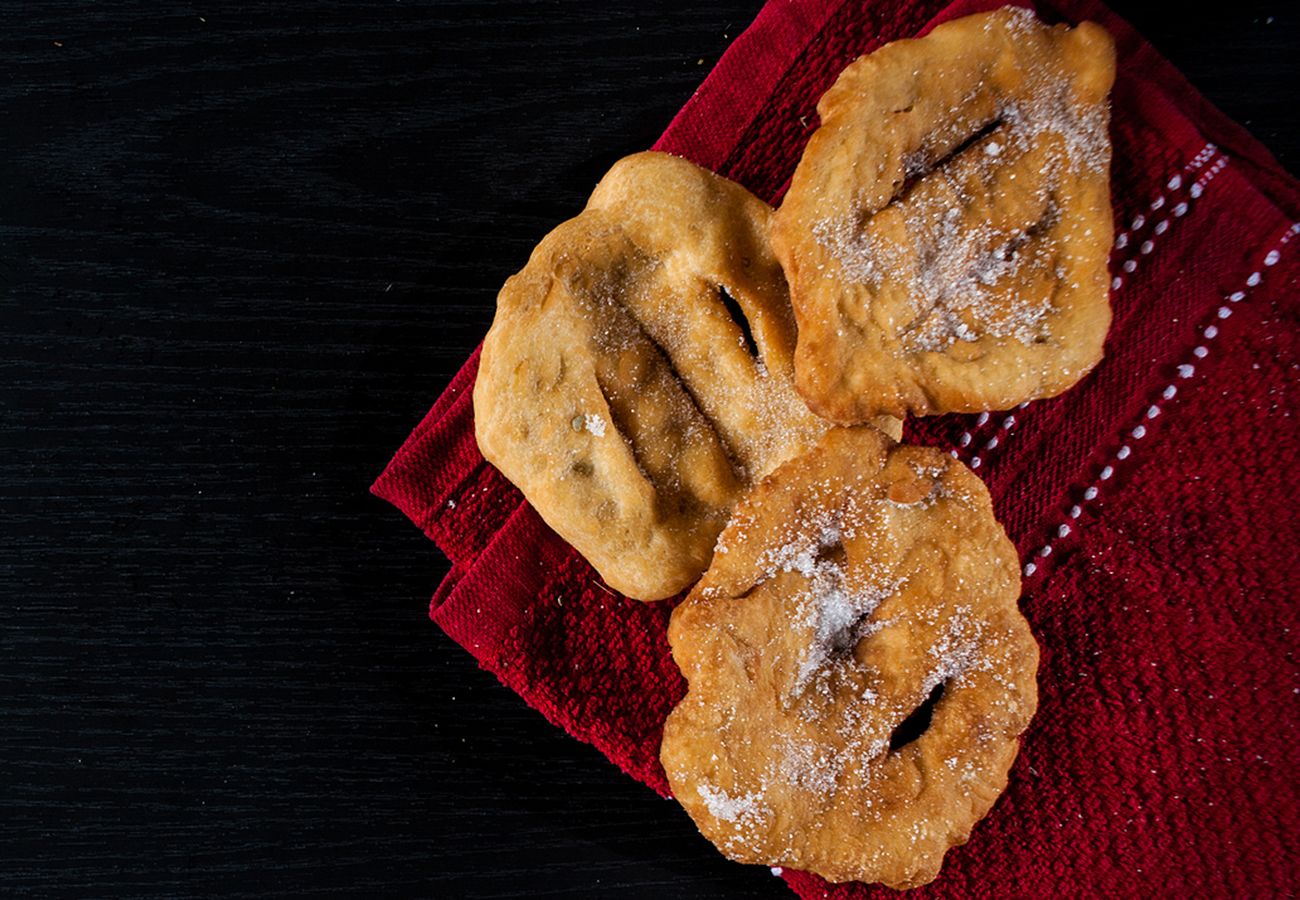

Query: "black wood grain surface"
left=4, top=2, right=1296, bottom=896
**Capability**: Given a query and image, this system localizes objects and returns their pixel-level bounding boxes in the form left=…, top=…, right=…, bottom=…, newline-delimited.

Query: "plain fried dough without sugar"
left=661, top=426, right=1038, bottom=888
left=474, top=152, right=899, bottom=601
left=772, top=8, right=1117, bottom=421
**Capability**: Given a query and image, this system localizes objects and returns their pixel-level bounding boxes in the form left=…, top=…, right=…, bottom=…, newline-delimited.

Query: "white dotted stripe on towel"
left=1023, top=222, right=1299, bottom=578
left=955, top=403, right=1027, bottom=465
left=1111, top=149, right=1227, bottom=293
left=1110, top=144, right=1215, bottom=261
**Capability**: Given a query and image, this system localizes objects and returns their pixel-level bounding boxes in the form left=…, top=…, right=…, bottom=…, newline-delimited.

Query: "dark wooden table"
left=5, top=2, right=1296, bottom=896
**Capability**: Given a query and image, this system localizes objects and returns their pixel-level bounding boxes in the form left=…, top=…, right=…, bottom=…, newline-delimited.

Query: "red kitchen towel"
left=373, top=0, right=1300, bottom=895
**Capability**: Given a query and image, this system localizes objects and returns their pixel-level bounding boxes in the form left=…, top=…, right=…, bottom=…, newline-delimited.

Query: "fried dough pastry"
left=476, top=152, right=896, bottom=601
left=773, top=8, right=1116, bottom=421
left=661, top=426, right=1038, bottom=888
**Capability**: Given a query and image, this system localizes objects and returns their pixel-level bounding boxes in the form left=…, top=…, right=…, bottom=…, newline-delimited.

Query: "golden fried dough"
left=475, top=152, right=896, bottom=601
left=773, top=8, right=1116, bottom=421
left=661, top=426, right=1038, bottom=888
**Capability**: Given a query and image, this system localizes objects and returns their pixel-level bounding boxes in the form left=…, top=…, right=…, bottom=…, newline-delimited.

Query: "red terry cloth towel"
left=373, top=0, right=1300, bottom=895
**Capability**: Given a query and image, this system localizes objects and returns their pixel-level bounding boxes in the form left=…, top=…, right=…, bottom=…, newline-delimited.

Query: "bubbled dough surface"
left=475, top=152, right=899, bottom=601
left=772, top=8, right=1116, bottom=421
left=661, top=426, right=1038, bottom=888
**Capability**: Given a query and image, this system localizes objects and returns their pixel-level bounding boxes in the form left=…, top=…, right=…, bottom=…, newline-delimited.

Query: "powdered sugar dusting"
left=779, top=735, right=845, bottom=796
left=797, top=562, right=904, bottom=694
left=698, top=783, right=767, bottom=826
left=583, top=413, right=607, bottom=436
left=730, top=358, right=832, bottom=480
left=667, top=441, right=1038, bottom=880
left=755, top=507, right=908, bottom=695
left=763, top=515, right=844, bottom=576
left=813, top=9, right=1110, bottom=353
left=926, top=604, right=990, bottom=689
